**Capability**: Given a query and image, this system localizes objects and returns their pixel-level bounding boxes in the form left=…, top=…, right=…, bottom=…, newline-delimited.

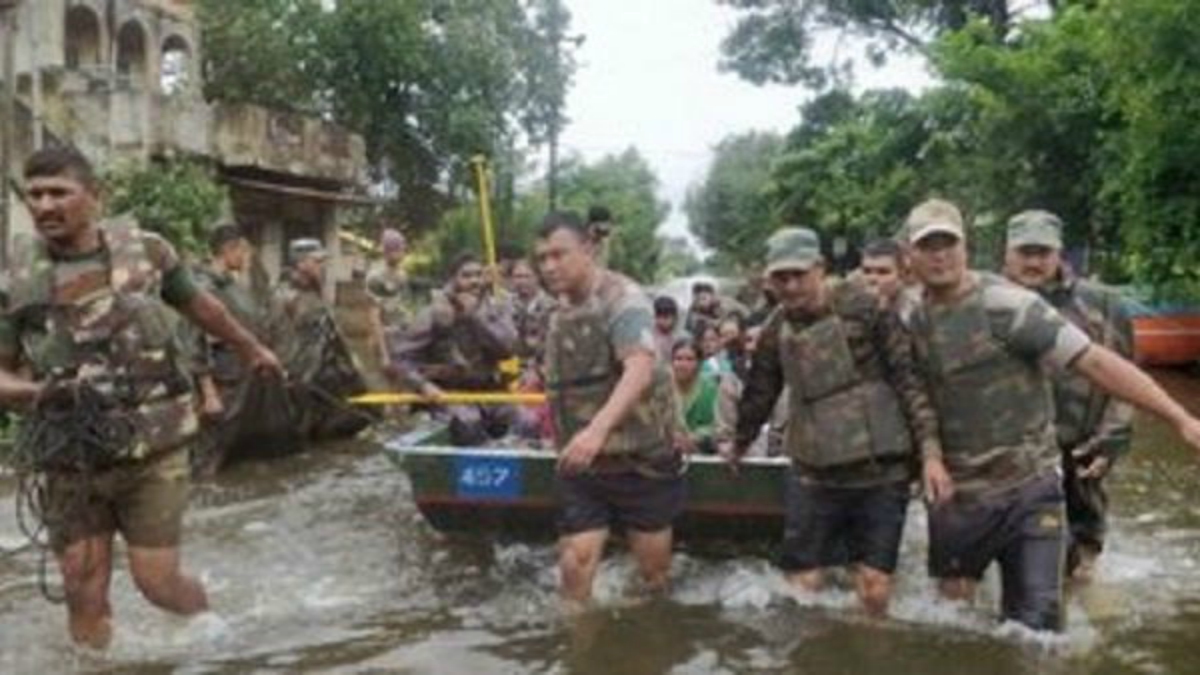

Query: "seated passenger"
left=671, top=338, right=720, bottom=454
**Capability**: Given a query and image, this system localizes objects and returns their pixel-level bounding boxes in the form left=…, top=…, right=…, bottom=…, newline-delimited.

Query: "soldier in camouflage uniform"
left=536, top=211, right=684, bottom=605
left=902, top=198, right=1200, bottom=632
left=505, top=257, right=554, bottom=366
left=390, top=253, right=518, bottom=446
left=365, top=228, right=413, bottom=376
left=729, top=227, right=942, bottom=617
left=273, top=239, right=374, bottom=440
left=0, top=147, right=280, bottom=648
left=1002, top=210, right=1134, bottom=580
left=189, top=224, right=272, bottom=475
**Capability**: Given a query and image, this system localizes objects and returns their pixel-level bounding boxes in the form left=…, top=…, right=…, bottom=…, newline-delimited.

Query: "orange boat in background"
left=1128, top=296, right=1200, bottom=366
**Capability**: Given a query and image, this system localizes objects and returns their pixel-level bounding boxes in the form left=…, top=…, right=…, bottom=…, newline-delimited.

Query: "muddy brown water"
left=3, top=372, right=1200, bottom=673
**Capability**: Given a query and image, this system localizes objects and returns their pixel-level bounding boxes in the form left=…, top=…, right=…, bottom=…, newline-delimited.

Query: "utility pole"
left=0, top=0, right=23, bottom=270
left=541, top=0, right=581, bottom=212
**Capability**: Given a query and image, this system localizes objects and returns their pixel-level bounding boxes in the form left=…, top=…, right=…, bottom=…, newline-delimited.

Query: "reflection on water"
left=2, top=371, right=1200, bottom=673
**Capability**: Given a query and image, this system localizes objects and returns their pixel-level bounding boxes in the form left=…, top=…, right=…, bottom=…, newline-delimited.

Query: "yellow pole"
left=470, top=155, right=499, bottom=291
left=350, top=391, right=546, bottom=406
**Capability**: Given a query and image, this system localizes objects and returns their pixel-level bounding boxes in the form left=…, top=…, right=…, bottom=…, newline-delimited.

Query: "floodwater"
left=3, top=374, right=1200, bottom=674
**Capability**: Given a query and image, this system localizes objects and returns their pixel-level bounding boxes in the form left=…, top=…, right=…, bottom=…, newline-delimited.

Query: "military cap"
left=906, top=199, right=965, bottom=245
left=289, top=238, right=328, bottom=262
left=1006, top=210, right=1063, bottom=250
left=765, top=227, right=822, bottom=275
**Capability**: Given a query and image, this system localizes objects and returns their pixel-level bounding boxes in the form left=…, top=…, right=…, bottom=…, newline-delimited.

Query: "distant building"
left=3, top=0, right=372, bottom=297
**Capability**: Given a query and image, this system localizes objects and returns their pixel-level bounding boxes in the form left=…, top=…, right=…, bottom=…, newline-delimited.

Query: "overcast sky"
left=559, top=0, right=936, bottom=244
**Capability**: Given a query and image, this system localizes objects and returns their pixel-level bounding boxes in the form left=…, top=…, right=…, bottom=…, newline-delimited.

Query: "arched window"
left=160, top=34, right=192, bottom=95
left=116, top=21, right=149, bottom=87
left=64, top=5, right=103, bottom=69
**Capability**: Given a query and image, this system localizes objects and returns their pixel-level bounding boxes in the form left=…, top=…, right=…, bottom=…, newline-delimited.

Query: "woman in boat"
left=671, top=338, right=720, bottom=454
left=698, top=324, right=727, bottom=377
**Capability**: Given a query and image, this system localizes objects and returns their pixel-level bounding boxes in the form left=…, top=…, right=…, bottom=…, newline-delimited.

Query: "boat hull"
left=1133, top=315, right=1200, bottom=366
left=385, top=428, right=789, bottom=548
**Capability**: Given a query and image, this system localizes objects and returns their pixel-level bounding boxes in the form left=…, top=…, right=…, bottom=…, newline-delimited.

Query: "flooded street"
left=3, top=373, right=1200, bottom=674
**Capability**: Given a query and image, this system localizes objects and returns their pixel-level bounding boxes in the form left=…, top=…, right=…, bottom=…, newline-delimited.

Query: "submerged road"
left=2, top=372, right=1200, bottom=673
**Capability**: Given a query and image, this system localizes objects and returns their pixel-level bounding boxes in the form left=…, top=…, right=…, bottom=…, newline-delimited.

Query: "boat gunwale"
left=384, top=434, right=790, bottom=468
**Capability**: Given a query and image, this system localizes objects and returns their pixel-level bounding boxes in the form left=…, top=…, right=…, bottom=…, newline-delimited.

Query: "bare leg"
left=57, top=534, right=115, bottom=649
left=854, top=565, right=894, bottom=618
left=627, top=528, right=673, bottom=595
left=127, top=546, right=209, bottom=616
left=786, top=568, right=824, bottom=593
left=559, top=529, right=609, bottom=607
left=938, top=577, right=977, bottom=602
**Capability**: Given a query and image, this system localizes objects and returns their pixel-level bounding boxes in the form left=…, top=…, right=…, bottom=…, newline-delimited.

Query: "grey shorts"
left=927, top=471, right=1067, bottom=631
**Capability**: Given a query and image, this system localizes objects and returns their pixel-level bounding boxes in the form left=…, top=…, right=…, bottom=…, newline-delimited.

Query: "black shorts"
left=556, top=471, right=686, bottom=536
left=927, top=471, right=1067, bottom=631
left=779, top=476, right=910, bottom=574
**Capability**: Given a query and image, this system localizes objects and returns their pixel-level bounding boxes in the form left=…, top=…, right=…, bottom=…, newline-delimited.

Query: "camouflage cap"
left=1006, top=210, right=1063, bottom=250
left=289, top=237, right=328, bottom=262
left=765, top=227, right=822, bottom=275
left=906, top=198, right=965, bottom=245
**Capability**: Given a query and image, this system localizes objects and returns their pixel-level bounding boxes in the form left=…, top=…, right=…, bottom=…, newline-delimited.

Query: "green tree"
left=717, top=0, right=1022, bottom=88
left=769, top=89, right=931, bottom=243
left=685, top=131, right=784, bottom=269
left=656, top=236, right=704, bottom=282
left=104, top=160, right=228, bottom=254
left=196, top=0, right=578, bottom=232
left=557, top=149, right=670, bottom=282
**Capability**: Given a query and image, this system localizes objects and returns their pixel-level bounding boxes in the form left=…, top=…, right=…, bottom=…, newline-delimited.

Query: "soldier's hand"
left=419, top=382, right=446, bottom=401
left=201, top=391, right=225, bottom=417
left=558, top=424, right=606, bottom=475
left=922, top=457, right=955, bottom=507
left=1072, top=446, right=1113, bottom=480
left=453, top=291, right=481, bottom=315
left=1176, top=416, right=1200, bottom=456
left=675, top=431, right=697, bottom=455
left=719, top=442, right=744, bottom=475
left=243, top=342, right=284, bottom=378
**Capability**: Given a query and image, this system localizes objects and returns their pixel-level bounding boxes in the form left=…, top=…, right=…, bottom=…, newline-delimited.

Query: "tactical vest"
left=545, top=277, right=677, bottom=465
left=778, top=289, right=911, bottom=469
left=1046, top=280, right=1121, bottom=449
left=913, top=275, right=1056, bottom=470
left=8, top=218, right=198, bottom=461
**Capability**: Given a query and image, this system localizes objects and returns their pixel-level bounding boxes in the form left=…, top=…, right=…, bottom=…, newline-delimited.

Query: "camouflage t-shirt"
left=904, top=272, right=1092, bottom=495
left=0, top=231, right=199, bottom=364
left=544, top=269, right=679, bottom=467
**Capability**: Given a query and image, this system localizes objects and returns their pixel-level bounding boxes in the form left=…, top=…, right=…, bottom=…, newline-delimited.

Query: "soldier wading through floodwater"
left=0, top=147, right=282, bottom=648
left=728, top=227, right=942, bottom=617
left=903, top=199, right=1200, bottom=631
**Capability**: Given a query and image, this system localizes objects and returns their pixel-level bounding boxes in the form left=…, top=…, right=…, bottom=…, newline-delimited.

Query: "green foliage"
left=656, top=236, right=704, bottom=282
left=717, top=0, right=1016, bottom=88
left=685, top=131, right=784, bottom=270
left=714, top=0, right=1200, bottom=297
left=196, top=0, right=577, bottom=232
left=557, top=149, right=670, bottom=283
left=104, top=160, right=228, bottom=254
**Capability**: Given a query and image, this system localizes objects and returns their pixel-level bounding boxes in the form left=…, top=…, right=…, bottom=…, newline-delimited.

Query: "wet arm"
left=1074, top=345, right=1193, bottom=432
left=179, top=292, right=270, bottom=363
left=879, top=311, right=943, bottom=461
left=734, top=316, right=784, bottom=454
